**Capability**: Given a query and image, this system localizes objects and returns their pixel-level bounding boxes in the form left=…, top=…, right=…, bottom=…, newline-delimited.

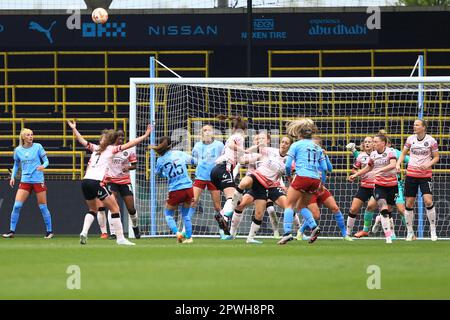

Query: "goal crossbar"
left=130, top=76, right=450, bottom=85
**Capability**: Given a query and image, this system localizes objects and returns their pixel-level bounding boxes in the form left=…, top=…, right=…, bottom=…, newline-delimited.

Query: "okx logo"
left=82, top=22, right=126, bottom=38
left=29, top=21, right=56, bottom=44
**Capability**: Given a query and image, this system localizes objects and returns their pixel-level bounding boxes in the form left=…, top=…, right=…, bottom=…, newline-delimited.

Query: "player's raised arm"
left=67, top=120, right=88, bottom=147
left=120, top=124, right=152, bottom=151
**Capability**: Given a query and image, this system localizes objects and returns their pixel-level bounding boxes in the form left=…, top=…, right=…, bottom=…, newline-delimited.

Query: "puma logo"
left=29, top=21, right=56, bottom=44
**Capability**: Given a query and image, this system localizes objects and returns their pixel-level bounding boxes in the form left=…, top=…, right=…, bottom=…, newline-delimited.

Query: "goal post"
left=129, top=76, right=450, bottom=240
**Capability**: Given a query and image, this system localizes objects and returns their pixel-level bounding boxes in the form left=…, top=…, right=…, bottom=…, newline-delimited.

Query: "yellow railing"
left=1, top=50, right=211, bottom=113
left=268, top=48, right=450, bottom=77
left=0, top=150, right=85, bottom=180
left=0, top=116, right=128, bottom=148
left=0, top=50, right=211, bottom=179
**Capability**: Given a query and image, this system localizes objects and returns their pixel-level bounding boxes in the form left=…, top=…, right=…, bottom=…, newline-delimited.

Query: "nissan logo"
left=0, top=24, right=4, bottom=32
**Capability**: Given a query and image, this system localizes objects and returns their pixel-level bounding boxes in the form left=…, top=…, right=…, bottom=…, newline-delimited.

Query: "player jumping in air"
left=68, top=120, right=151, bottom=246
left=100, top=130, right=141, bottom=240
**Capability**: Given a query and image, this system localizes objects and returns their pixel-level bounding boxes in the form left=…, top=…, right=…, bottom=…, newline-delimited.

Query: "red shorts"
left=309, top=187, right=332, bottom=206
left=167, top=187, right=194, bottom=206
left=19, top=182, right=47, bottom=194
left=193, top=179, right=218, bottom=191
left=290, top=176, right=322, bottom=194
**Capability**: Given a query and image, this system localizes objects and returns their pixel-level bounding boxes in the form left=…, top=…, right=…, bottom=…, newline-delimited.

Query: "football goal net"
left=129, top=76, right=450, bottom=240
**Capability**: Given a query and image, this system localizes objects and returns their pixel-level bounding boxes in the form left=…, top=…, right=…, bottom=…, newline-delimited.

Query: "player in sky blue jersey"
left=154, top=136, right=197, bottom=244
left=295, top=135, right=352, bottom=241
left=189, top=125, right=224, bottom=224
left=2, top=128, right=53, bottom=239
left=278, top=119, right=328, bottom=245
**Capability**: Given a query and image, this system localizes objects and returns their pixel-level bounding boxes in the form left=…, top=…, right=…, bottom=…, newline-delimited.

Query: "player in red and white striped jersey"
left=68, top=120, right=151, bottom=246
left=347, top=137, right=378, bottom=238
left=101, top=130, right=141, bottom=240
left=396, top=119, right=440, bottom=241
left=349, top=134, right=397, bottom=244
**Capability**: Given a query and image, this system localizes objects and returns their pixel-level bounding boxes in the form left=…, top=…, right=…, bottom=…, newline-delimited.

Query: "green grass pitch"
left=1, top=236, right=449, bottom=300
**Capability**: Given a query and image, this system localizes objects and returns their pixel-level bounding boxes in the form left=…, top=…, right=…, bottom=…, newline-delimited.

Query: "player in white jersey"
left=349, top=134, right=398, bottom=243
left=209, top=115, right=255, bottom=238
left=396, top=119, right=440, bottom=241
left=67, top=120, right=151, bottom=246
left=99, top=130, right=141, bottom=240
left=226, top=135, right=293, bottom=243
left=229, top=132, right=285, bottom=238
left=225, top=133, right=260, bottom=233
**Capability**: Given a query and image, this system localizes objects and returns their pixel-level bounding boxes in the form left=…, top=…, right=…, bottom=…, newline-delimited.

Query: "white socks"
left=405, top=209, right=414, bottom=234
left=230, top=211, right=243, bottom=237
left=390, top=217, right=396, bottom=236
left=380, top=215, right=392, bottom=238
left=82, top=213, right=95, bottom=235
left=426, top=205, right=436, bottom=232
left=130, top=212, right=138, bottom=228
left=97, top=209, right=107, bottom=234
left=346, top=215, right=356, bottom=236
left=110, top=213, right=125, bottom=241
left=248, top=219, right=261, bottom=240
left=108, top=211, right=115, bottom=235
left=267, top=206, right=279, bottom=233
left=223, top=198, right=234, bottom=218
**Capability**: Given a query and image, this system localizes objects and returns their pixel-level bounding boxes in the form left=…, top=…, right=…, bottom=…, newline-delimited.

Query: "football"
left=91, top=7, right=108, bottom=24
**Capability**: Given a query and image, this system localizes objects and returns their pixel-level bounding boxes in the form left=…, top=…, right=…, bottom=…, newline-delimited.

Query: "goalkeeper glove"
left=346, top=142, right=356, bottom=153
